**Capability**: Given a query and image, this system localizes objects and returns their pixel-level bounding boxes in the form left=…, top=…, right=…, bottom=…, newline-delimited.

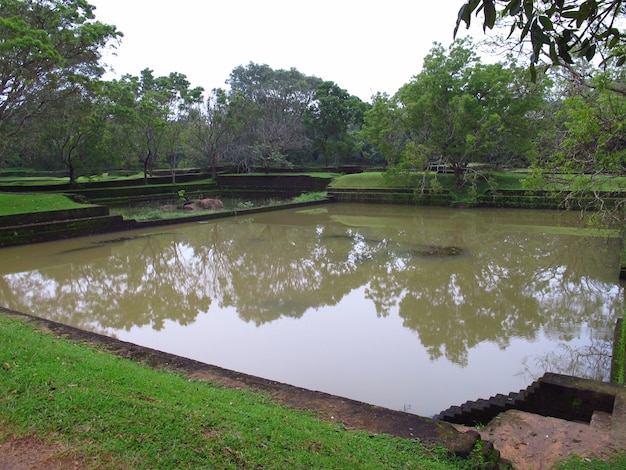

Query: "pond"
left=0, top=203, right=623, bottom=417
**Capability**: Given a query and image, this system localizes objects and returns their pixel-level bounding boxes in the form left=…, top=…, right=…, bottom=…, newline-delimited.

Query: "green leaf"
left=523, top=0, right=534, bottom=19
left=483, top=0, right=497, bottom=30
left=585, top=44, right=596, bottom=61
left=562, top=49, right=574, bottom=64
left=538, top=15, right=554, bottom=31
left=561, top=11, right=580, bottom=19
left=520, top=16, right=533, bottom=40
left=454, top=4, right=473, bottom=38
left=506, top=0, right=522, bottom=16
left=549, top=43, right=560, bottom=64
left=507, top=21, right=518, bottom=39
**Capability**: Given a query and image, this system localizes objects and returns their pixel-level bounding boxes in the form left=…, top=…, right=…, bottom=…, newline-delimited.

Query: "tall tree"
left=105, top=69, right=203, bottom=183
left=184, top=89, right=243, bottom=179
left=305, top=81, right=367, bottom=167
left=363, top=40, right=547, bottom=188
left=458, top=1, right=626, bottom=220
left=524, top=67, right=626, bottom=214
left=0, top=0, right=121, bottom=164
left=35, top=87, right=107, bottom=184
left=226, top=63, right=322, bottom=172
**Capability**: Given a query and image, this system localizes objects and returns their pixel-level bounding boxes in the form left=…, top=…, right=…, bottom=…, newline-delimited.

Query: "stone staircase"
left=434, top=373, right=622, bottom=428
left=434, top=380, right=542, bottom=426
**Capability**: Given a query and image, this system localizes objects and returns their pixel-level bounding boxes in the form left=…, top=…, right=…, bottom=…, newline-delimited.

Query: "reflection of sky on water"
left=0, top=204, right=623, bottom=416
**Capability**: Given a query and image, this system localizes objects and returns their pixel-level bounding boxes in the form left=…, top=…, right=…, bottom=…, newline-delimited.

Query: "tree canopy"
left=0, top=0, right=121, bottom=144
left=362, top=40, right=548, bottom=188
left=225, top=63, right=323, bottom=171
left=103, top=69, right=203, bottom=183
left=305, top=81, right=368, bottom=167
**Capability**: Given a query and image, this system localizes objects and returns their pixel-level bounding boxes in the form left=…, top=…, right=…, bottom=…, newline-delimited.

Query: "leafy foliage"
left=362, top=39, right=548, bottom=189
left=456, top=0, right=626, bottom=80
left=103, top=69, right=203, bottom=183
left=305, top=81, right=368, bottom=166
left=0, top=0, right=121, bottom=151
left=226, top=63, right=322, bottom=172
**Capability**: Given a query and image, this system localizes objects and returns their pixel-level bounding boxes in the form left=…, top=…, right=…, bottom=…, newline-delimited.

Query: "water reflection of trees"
left=0, top=206, right=621, bottom=371
left=519, top=329, right=615, bottom=382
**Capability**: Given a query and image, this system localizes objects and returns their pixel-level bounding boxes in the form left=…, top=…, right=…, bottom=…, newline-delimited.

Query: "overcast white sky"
left=89, top=1, right=478, bottom=102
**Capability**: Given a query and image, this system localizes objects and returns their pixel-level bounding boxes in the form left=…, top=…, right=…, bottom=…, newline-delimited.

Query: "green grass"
left=291, top=191, right=328, bottom=203
left=328, top=170, right=626, bottom=193
left=0, top=192, right=92, bottom=216
left=552, top=454, right=626, bottom=469
left=0, top=172, right=148, bottom=186
left=222, top=172, right=340, bottom=178
left=611, top=317, right=626, bottom=384
left=0, top=172, right=217, bottom=188
left=328, top=172, right=390, bottom=189
left=0, top=313, right=475, bottom=469
left=327, top=171, right=527, bottom=191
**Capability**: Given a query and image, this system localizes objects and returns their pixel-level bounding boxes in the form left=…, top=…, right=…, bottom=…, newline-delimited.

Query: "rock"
left=197, top=198, right=224, bottom=210
left=180, top=199, right=224, bottom=211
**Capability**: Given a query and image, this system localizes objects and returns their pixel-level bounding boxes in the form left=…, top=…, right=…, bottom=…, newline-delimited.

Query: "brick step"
left=434, top=381, right=541, bottom=426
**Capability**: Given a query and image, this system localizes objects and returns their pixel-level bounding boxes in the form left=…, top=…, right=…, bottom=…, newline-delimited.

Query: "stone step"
left=434, top=381, right=541, bottom=426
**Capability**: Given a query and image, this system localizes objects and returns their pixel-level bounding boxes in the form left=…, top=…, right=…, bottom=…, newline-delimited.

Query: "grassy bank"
left=0, top=192, right=92, bottom=216
left=328, top=170, right=626, bottom=193
left=0, top=314, right=477, bottom=469
left=327, top=171, right=528, bottom=191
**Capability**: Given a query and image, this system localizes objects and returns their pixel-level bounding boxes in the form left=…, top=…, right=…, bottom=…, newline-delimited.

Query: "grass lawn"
left=0, top=313, right=475, bottom=469
left=0, top=193, right=93, bottom=216
left=328, top=171, right=528, bottom=192
left=0, top=172, right=148, bottom=186
left=328, top=172, right=391, bottom=189
left=328, top=171, right=626, bottom=193
left=222, top=172, right=340, bottom=178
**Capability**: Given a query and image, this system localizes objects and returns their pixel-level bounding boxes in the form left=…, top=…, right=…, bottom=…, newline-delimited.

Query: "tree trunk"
left=143, top=158, right=149, bottom=185
left=210, top=154, right=217, bottom=180
left=69, top=161, right=76, bottom=188
left=453, top=163, right=464, bottom=189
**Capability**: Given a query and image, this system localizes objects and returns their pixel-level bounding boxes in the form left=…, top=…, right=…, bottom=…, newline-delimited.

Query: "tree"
left=226, top=63, right=322, bottom=172
left=105, top=69, right=203, bottom=183
left=0, top=0, right=121, bottom=164
left=522, top=67, right=626, bottom=214
left=184, top=88, right=243, bottom=179
left=359, top=93, right=406, bottom=168
left=305, top=81, right=367, bottom=167
left=35, top=87, right=107, bottom=184
left=458, top=1, right=626, bottom=220
left=362, top=40, right=547, bottom=188
left=456, top=0, right=626, bottom=82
